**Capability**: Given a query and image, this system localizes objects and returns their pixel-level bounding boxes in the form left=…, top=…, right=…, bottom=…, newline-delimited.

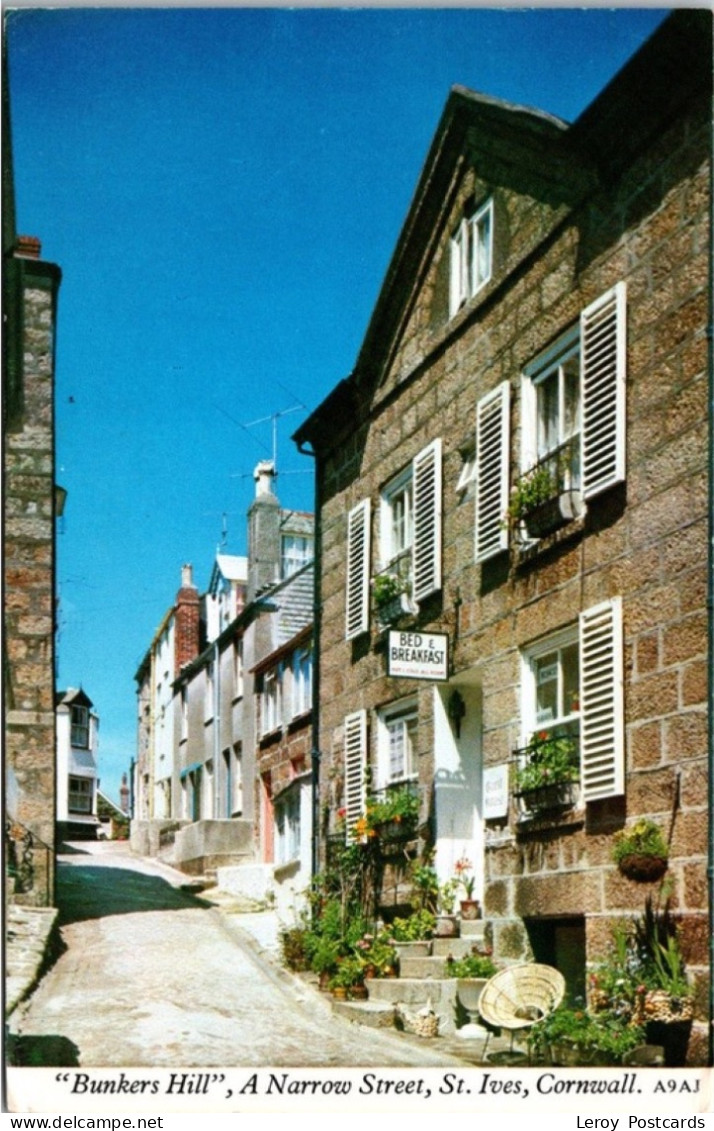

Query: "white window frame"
left=519, top=282, right=627, bottom=533
left=377, top=699, right=419, bottom=790
left=449, top=197, right=493, bottom=319
left=275, top=784, right=301, bottom=866
left=70, top=705, right=90, bottom=749
left=379, top=439, right=442, bottom=603
left=68, top=775, right=93, bottom=814
left=518, top=597, right=624, bottom=808
left=261, top=664, right=283, bottom=736
left=281, top=533, right=313, bottom=578
left=233, top=639, right=244, bottom=700
left=292, top=645, right=312, bottom=718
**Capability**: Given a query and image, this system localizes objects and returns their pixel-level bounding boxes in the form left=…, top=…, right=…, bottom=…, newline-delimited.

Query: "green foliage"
left=372, top=572, right=410, bottom=607
left=612, top=818, right=669, bottom=865
left=531, top=1004, right=646, bottom=1064
left=329, top=955, right=366, bottom=989
left=366, top=787, right=420, bottom=831
left=410, top=861, right=440, bottom=913
left=514, top=731, right=579, bottom=792
left=278, top=925, right=310, bottom=972
left=389, top=909, right=436, bottom=941
left=506, top=465, right=557, bottom=525
left=444, top=951, right=498, bottom=979
left=633, top=896, right=690, bottom=998
left=355, top=929, right=397, bottom=974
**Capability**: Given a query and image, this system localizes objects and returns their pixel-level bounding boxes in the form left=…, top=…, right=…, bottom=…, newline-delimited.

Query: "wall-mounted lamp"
left=447, top=689, right=466, bottom=739
left=55, top=484, right=68, bottom=517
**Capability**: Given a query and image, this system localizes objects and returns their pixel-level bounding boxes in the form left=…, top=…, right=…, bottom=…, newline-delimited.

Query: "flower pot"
left=350, top=983, right=368, bottom=1001
left=363, top=963, right=377, bottom=980
left=318, top=971, right=332, bottom=992
left=617, top=853, right=668, bottom=883
left=456, top=978, right=487, bottom=1018
left=459, top=899, right=481, bottom=920
left=524, top=491, right=582, bottom=539
left=332, top=986, right=348, bottom=1001
left=374, top=818, right=416, bottom=842
left=434, top=914, right=459, bottom=938
left=644, top=989, right=694, bottom=1024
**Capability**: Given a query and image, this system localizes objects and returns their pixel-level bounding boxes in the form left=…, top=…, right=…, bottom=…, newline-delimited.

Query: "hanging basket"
left=617, top=853, right=668, bottom=883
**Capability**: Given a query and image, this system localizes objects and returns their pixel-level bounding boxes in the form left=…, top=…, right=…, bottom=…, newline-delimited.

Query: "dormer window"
left=449, top=197, right=493, bottom=318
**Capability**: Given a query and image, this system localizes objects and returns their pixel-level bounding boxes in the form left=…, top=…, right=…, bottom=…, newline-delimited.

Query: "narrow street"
left=8, top=842, right=465, bottom=1069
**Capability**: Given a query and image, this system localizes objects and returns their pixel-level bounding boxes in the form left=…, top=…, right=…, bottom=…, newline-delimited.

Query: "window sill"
left=515, top=512, right=585, bottom=564
left=287, top=710, right=311, bottom=732
left=274, top=858, right=301, bottom=882
left=514, top=806, right=584, bottom=835
left=259, top=727, right=283, bottom=747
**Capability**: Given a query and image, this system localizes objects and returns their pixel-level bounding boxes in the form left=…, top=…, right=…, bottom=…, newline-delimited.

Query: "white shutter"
left=581, top=282, right=626, bottom=499
left=579, top=597, right=624, bottom=802
left=412, top=438, right=442, bottom=602
left=344, top=709, right=367, bottom=843
left=475, top=381, right=511, bottom=562
left=345, top=499, right=371, bottom=640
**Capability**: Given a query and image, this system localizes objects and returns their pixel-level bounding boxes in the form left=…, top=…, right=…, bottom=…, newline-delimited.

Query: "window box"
left=523, top=489, right=583, bottom=540
left=375, top=591, right=415, bottom=628
left=514, top=779, right=579, bottom=814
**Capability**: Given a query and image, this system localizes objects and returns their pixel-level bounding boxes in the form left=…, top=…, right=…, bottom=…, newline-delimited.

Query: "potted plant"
left=389, top=909, right=436, bottom=959
left=366, top=787, right=420, bottom=841
left=445, top=949, right=498, bottom=1025
left=634, top=898, right=694, bottom=1066
left=329, top=955, right=366, bottom=1000
left=433, top=876, right=460, bottom=937
left=372, top=572, right=413, bottom=625
left=513, top=730, right=579, bottom=812
left=454, top=855, right=481, bottom=919
left=612, top=818, right=669, bottom=882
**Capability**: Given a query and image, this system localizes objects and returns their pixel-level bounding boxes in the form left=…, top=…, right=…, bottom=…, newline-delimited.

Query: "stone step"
left=332, top=999, right=396, bottom=1029
left=399, top=955, right=451, bottom=979
left=460, top=918, right=486, bottom=938
left=431, top=935, right=485, bottom=958
left=392, top=940, right=431, bottom=958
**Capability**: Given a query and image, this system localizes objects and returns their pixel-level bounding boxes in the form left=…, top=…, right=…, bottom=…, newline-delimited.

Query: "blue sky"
left=6, top=6, right=669, bottom=804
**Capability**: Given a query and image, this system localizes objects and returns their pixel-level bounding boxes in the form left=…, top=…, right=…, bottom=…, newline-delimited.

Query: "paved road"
left=8, top=842, right=464, bottom=1069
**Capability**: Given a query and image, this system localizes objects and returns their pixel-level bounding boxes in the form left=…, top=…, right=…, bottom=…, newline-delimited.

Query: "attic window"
left=449, top=197, right=493, bottom=318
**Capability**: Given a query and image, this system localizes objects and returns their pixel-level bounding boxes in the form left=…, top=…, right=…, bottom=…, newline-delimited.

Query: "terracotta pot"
left=332, top=986, right=348, bottom=1000
left=350, top=983, right=368, bottom=1000
left=434, top=914, right=460, bottom=938
left=459, top=899, right=481, bottom=920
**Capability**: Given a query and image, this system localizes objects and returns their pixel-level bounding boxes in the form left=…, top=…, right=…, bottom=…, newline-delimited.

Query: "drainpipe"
left=213, top=639, right=220, bottom=819
left=707, top=150, right=714, bottom=1068
left=297, top=439, right=321, bottom=881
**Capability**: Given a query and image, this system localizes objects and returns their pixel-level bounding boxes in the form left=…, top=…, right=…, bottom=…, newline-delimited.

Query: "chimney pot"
left=15, top=235, right=42, bottom=259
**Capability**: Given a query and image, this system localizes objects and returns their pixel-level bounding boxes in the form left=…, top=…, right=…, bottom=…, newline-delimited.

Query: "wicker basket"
left=618, top=854, right=668, bottom=883
left=479, top=963, right=566, bottom=1032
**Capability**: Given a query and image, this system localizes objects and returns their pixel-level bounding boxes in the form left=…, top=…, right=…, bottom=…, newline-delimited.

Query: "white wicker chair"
left=478, top=963, right=566, bottom=1062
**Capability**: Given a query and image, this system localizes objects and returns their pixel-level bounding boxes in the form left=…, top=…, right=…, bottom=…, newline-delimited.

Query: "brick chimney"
left=247, top=461, right=281, bottom=600
left=174, top=563, right=200, bottom=673
left=14, top=235, right=41, bottom=259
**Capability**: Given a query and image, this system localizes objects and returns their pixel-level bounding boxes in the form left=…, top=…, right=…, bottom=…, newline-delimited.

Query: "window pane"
left=474, top=208, right=491, bottom=288
left=562, top=642, right=580, bottom=715
left=535, top=651, right=558, bottom=723
left=537, top=373, right=559, bottom=457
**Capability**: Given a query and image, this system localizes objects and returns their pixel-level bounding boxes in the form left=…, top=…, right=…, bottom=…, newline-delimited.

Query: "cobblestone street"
left=8, top=843, right=470, bottom=1069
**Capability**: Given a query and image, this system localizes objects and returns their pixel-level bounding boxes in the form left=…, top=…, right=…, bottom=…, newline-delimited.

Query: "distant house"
left=56, top=688, right=100, bottom=840
left=133, top=461, right=314, bottom=911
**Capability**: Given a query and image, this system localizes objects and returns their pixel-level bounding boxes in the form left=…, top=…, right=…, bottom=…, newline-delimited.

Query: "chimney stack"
left=174, top=563, right=200, bottom=673
left=247, top=461, right=281, bottom=600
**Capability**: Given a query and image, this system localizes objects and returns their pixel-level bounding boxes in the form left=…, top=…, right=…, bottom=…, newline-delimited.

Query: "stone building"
left=294, top=10, right=711, bottom=1062
left=3, top=77, right=62, bottom=906
left=55, top=688, right=100, bottom=840
left=132, top=462, right=314, bottom=912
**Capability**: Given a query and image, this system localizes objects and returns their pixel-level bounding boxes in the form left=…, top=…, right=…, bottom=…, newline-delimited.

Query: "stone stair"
left=333, top=918, right=490, bottom=1037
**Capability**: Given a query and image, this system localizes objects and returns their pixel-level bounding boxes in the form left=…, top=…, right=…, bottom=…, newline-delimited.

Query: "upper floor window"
left=292, top=646, right=312, bottom=718
left=234, top=639, right=244, bottom=700
left=281, top=534, right=312, bottom=578
left=514, top=283, right=627, bottom=539
left=68, top=775, right=92, bottom=814
left=275, top=785, right=301, bottom=866
left=378, top=700, right=418, bottom=788
left=261, top=664, right=282, bottom=736
left=70, top=706, right=90, bottom=749
left=449, top=198, right=493, bottom=318
left=380, top=466, right=413, bottom=575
